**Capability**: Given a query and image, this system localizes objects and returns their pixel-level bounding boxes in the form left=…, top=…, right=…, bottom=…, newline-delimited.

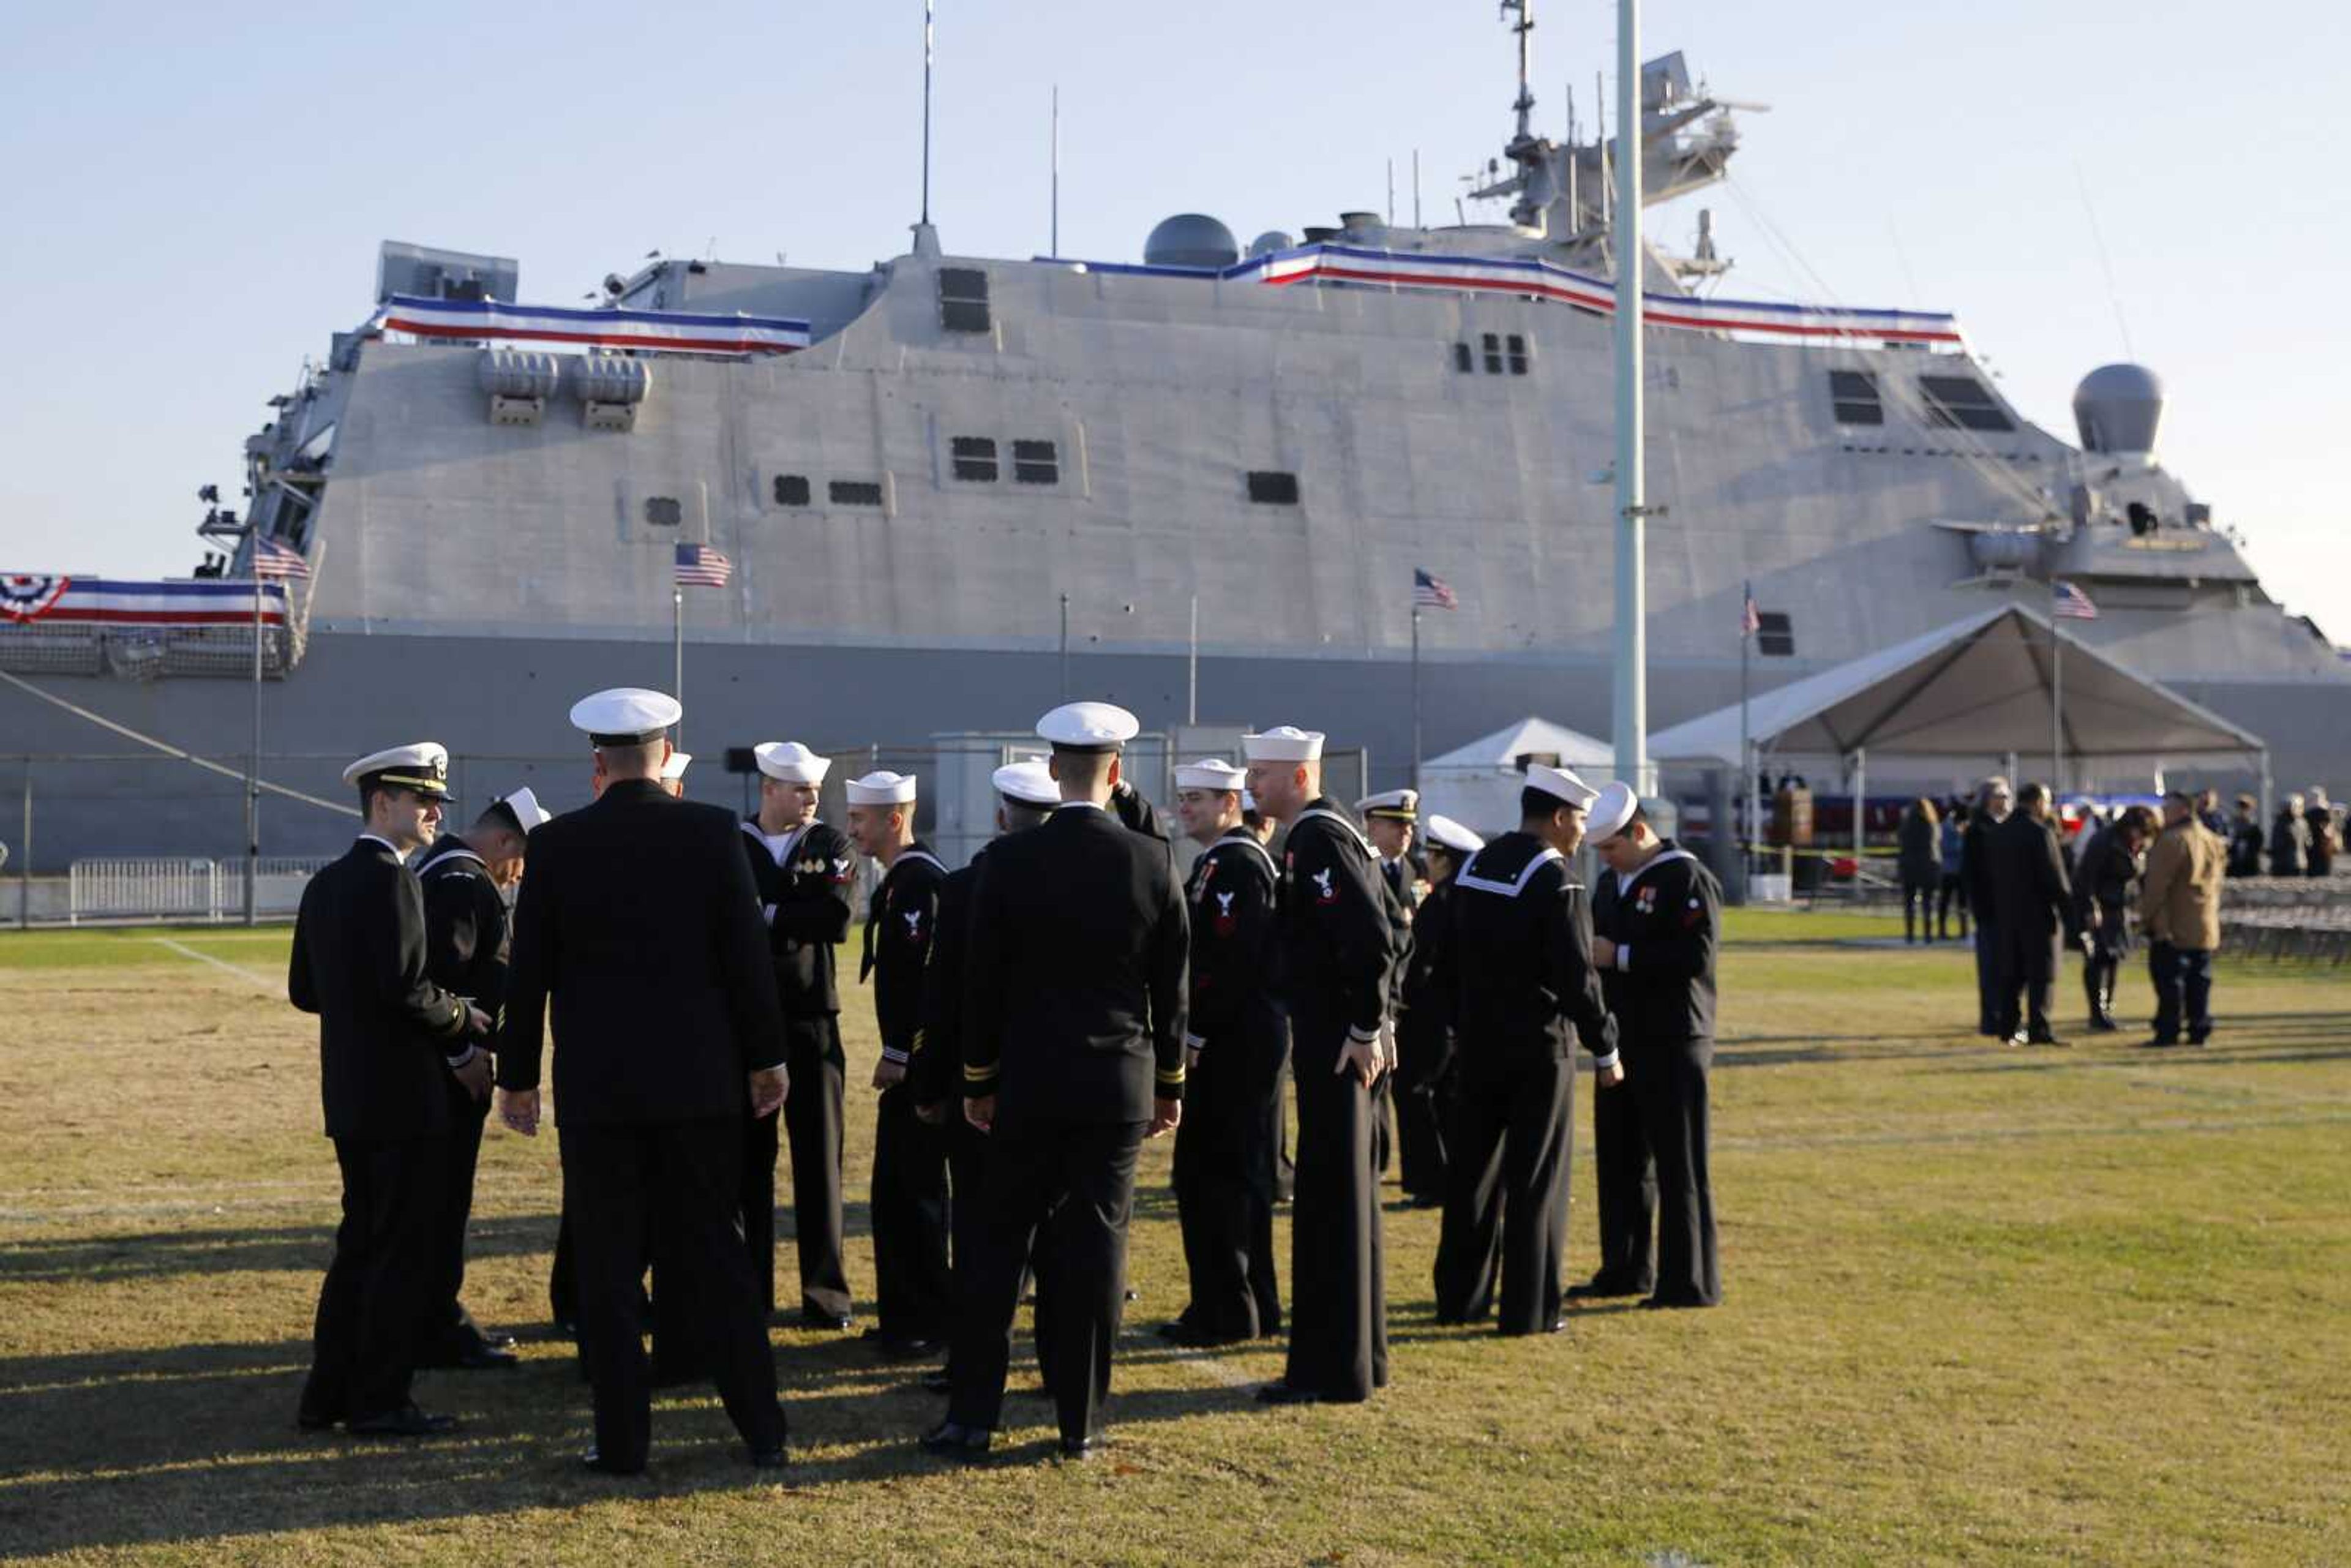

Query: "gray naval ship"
left=5, top=15, right=2346, bottom=868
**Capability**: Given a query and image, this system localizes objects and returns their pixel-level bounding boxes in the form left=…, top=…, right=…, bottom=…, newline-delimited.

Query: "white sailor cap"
left=1524, top=762, right=1598, bottom=811
left=1424, top=813, right=1484, bottom=857
left=1242, top=726, right=1324, bottom=763
left=659, top=752, right=692, bottom=783
left=846, top=770, right=918, bottom=806
left=992, top=759, right=1059, bottom=807
left=753, top=740, right=829, bottom=785
left=569, top=688, right=681, bottom=746
left=1175, top=758, right=1248, bottom=793
left=1586, top=781, right=1641, bottom=841
left=1357, top=788, right=1419, bottom=822
left=1037, top=701, right=1139, bottom=752
left=489, top=786, right=551, bottom=833
left=342, top=743, right=450, bottom=797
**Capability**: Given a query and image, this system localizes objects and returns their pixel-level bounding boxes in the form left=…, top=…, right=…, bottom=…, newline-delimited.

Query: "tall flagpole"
left=921, top=0, right=935, bottom=226
left=1187, top=592, right=1199, bottom=726
left=1739, top=580, right=1753, bottom=888
left=246, top=569, right=261, bottom=926
left=2051, top=609, right=2064, bottom=798
left=1411, top=606, right=1423, bottom=797
left=1610, top=0, right=1654, bottom=794
left=673, top=585, right=684, bottom=749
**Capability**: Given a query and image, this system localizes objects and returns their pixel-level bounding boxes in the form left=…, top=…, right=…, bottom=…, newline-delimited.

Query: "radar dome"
left=1144, top=214, right=1240, bottom=270
left=2072, top=362, right=2165, bottom=455
left=1248, top=230, right=1295, bottom=258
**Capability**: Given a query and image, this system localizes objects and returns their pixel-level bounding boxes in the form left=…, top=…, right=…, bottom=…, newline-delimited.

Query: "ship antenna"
left=1051, top=84, right=1060, bottom=257
left=921, top=0, right=935, bottom=227
left=2074, top=160, right=2138, bottom=359
left=1502, top=0, right=1536, bottom=146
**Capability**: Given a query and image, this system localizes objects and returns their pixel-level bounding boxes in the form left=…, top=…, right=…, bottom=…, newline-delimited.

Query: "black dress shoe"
left=476, top=1329, right=518, bottom=1351
left=348, top=1404, right=460, bottom=1438
left=1164, top=1321, right=1248, bottom=1349
left=798, top=1308, right=854, bottom=1332
left=1564, top=1277, right=1646, bottom=1300
left=1153, top=1317, right=1193, bottom=1342
left=875, top=1336, right=944, bottom=1361
left=1058, top=1435, right=1101, bottom=1461
left=2140, top=1036, right=2181, bottom=1049
left=2028, top=1031, right=2069, bottom=1048
left=917, top=1368, right=953, bottom=1395
left=552, top=1317, right=578, bottom=1340
left=1639, top=1294, right=1716, bottom=1311
left=748, top=1444, right=788, bottom=1469
left=1255, top=1381, right=1321, bottom=1406
left=919, top=1420, right=992, bottom=1457
left=295, top=1404, right=342, bottom=1432
left=447, top=1341, right=519, bottom=1371
left=2086, top=1015, right=2120, bottom=1033
left=579, top=1448, right=644, bottom=1476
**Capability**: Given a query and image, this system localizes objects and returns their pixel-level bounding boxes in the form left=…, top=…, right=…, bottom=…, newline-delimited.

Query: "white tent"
left=1420, top=716, right=1614, bottom=838
left=1649, top=604, right=2267, bottom=775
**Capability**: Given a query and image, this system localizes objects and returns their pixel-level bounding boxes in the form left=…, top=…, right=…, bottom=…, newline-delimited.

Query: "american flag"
left=251, top=536, right=310, bottom=580
left=1741, top=581, right=1761, bottom=637
left=2053, top=580, right=2098, bottom=621
left=675, top=542, right=732, bottom=588
left=1412, top=568, right=1458, bottom=611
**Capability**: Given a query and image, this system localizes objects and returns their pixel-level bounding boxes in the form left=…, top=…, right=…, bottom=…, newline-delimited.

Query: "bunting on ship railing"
left=0, top=577, right=288, bottom=628
left=1051, top=242, right=1965, bottom=349
left=377, top=296, right=811, bottom=355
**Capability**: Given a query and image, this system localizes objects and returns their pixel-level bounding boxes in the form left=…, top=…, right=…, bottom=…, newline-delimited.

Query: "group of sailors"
left=285, top=687, right=1722, bottom=1471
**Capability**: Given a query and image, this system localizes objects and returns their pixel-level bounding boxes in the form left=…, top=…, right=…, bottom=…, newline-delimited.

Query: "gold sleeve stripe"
left=1156, top=1066, right=1187, bottom=1086
left=963, top=1062, right=997, bottom=1081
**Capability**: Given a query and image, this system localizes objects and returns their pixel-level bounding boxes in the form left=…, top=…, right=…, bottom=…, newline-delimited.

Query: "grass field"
left=1, top=912, right=2345, bottom=1565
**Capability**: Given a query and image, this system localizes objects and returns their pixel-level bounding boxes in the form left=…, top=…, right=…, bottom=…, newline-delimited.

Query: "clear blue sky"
left=3, top=1, right=2344, bottom=643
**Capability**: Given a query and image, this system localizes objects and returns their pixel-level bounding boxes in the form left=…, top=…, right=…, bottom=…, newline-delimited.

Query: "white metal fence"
left=67, top=856, right=333, bottom=924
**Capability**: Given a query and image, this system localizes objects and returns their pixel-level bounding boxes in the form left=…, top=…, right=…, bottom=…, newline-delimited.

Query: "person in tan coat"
left=2137, top=791, right=2226, bottom=1048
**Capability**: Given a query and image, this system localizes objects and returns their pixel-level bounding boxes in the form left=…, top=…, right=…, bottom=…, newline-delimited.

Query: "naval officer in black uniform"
left=848, top=769, right=952, bottom=1357
left=1246, top=726, right=1399, bottom=1404
left=912, top=759, right=1063, bottom=1397
left=413, top=786, right=548, bottom=1371
left=290, top=742, right=489, bottom=1436
left=1164, top=757, right=1287, bottom=1346
left=497, top=688, right=789, bottom=1474
left=1393, top=812, right=1483, bottom=1207
left=740, top=740, right=860, bottom=1328
left=1587, top=784, right=1723, bottom=1308
left=1359, top=789, right=1420, bottom=1183
left=1431, top=763, right=1621, bottom=1335
left=925, top=703, right=1188, bottom=1461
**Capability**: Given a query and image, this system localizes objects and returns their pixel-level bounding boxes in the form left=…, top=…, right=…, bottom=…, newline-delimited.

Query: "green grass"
left=0, top=923, right=2345, bottom=1564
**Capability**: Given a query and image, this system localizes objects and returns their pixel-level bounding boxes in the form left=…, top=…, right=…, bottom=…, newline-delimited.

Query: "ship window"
left=1453, top=342, right=1474, bottom=374
left=1828, top=370, right=1883, bottom=426
left=1247, top=470, right=1300, bottom=505
left=950, top=436, right=999, bottom=482
left=772, top=474, right=810, bottom=507
left=1013, top=439, right=1060, bottom=485
left=1756, top=610, right=1795, bottom=658
left=939, top=268, right=991, bottom=334
left=830, top=479, right=885, bottom=507
left=1481, top=332, right=1504, bottom=375
left=1505, top=334, right=1529, bottom=375
left=1918, top=374, right=2015, bottom=432
left=643, top=496, right=683, bottom=527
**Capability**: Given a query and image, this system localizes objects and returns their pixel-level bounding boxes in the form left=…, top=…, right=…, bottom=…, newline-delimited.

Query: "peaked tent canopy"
left=1649, top=604, right=2266, bottom=770
left=1419, top=715, right=1614, bottom=838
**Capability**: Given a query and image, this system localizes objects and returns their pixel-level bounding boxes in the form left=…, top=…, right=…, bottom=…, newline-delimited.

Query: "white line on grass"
left=150, top=937, right=279, bottom=992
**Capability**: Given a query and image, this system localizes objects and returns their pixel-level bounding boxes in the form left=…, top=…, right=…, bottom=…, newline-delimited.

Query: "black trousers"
left=1392, top=1015, right=1450, bottom=1201
left=1902, top=877, right=1938, bottom=942
left=1995, top=923, right=2062, bottom=1039
left=1937, top=873, right=1969, bottom=939
left=1172, top=1028, right=1284, bottom=1340
left=1283, top=1022, right=1387, bottom=1400
left=1626, top=1038, right=1720, bottom=1307
left=947, top=1116, right=1144, bottom=1446
left=422, top=1078, right=492, bottom=1356
left=304, top=1135, right=448, bottom=1421
left=871, top=1085, right=951, bottom=1343
left=2084, top=915, right=2131, bottom=1021
left=1433, top=1052, right=1571, bottom=1334
left=1590, top=1068, right=1657, bottom=1295
left=1971, top=920, right=2002, bottom=1034
left=778, top=1014, right=852, bottom=1319
left=561, top=1118, right=784, bottom=1469
left=2148, top=941, right=2215, bottom=1043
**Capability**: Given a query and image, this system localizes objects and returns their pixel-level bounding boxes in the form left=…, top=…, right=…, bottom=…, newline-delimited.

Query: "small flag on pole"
left=2053, top=580, right=2098, bottom=620
left=251, top=536, right=310, bottom=580
left=675, top=542, right=732, bottom=588
left=1741, top=581, right=1761, bottom=637
left=1412, top=568, right=1458, bottom=611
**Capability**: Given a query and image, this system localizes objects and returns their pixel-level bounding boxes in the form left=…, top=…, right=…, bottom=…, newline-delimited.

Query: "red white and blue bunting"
left=378, top=296, right=811, bottom=356
left=0, top=577, right=288, bottom=628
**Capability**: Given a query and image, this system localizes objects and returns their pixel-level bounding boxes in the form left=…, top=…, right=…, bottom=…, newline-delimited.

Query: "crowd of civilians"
left=1892, top=781, right=2341, bottom=1049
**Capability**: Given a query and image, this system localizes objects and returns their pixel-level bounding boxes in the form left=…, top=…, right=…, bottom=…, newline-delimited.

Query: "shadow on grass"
left=0, top=1320, right=1264, bottom=1554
